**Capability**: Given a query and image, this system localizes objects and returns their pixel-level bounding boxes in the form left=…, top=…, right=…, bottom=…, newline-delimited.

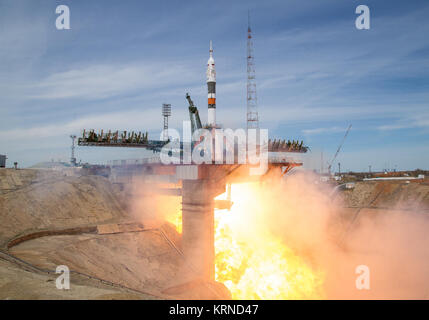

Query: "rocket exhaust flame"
left=213, top=183, right=325, bottom=299
left=165, top=180, right=325, bottom=299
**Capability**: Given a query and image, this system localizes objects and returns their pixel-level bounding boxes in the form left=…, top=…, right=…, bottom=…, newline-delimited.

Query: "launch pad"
left=76, top=41, right=308, bottom=282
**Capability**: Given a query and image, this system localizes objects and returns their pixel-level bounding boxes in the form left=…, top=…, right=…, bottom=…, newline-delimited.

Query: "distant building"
left=0, top=155, right=6, bottom=168
left=345, top=182, right=355, bottom=189
left=320, top=175, right=330, bottom=182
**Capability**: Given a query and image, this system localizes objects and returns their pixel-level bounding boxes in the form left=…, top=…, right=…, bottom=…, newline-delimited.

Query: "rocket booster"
left=207, top=40, right=216, bottom=127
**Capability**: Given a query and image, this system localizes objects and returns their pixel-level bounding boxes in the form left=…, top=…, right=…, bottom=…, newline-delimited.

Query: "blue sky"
left=0, top=0, right=428, bottom=171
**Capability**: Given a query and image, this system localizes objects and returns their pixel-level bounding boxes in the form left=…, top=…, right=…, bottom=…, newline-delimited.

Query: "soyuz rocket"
left=206, top=40, right=216, bottom=127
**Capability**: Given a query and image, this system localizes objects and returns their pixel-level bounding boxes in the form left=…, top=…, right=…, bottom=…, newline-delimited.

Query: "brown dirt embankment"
left=341, top=180, right=429, bottom=210
left=0, top=169, right=228, bottom=299
left=0, top=169, right=126, bottom=246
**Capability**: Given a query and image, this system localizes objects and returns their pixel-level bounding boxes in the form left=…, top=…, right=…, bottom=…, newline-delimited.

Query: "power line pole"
left=246, top=11, right=259, bottom=130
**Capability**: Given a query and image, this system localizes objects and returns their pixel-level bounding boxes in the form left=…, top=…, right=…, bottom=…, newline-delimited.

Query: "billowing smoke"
left=127, top=174, right=181, bottom=228
left=128, top=169, right=429, bottom=299
left=243, top=170, right=429, bottom=299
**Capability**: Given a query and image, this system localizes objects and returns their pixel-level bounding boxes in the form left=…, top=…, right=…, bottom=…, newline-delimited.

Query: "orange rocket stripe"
left=208, top=98, right=216, bottom=105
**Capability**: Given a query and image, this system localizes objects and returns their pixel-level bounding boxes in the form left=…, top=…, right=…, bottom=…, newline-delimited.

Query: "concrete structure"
left=182, top=179, right=219, bottom=280
left=105, top=158, right=302, bottom=281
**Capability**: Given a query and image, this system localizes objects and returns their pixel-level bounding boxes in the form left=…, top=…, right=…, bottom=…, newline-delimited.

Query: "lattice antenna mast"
left=162, top=103, right=171, bottom=141
left=247, top=11, right=259, bottom=129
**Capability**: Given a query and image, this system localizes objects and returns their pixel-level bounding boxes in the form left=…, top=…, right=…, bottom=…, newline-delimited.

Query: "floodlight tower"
left=70, top=135, right=77, bottom=166
left=162, top=103, right=171, bottom=141
left=246, top=12, right=259, bottom=129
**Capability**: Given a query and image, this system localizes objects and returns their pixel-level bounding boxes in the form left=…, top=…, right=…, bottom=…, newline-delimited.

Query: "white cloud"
left=302, top=126, right=348, bottom=135
left=378, top=113, right=429, bottom=131
left=27, top=62, right=200, bottom=100
left=0, top=109, right=166, bottom=146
